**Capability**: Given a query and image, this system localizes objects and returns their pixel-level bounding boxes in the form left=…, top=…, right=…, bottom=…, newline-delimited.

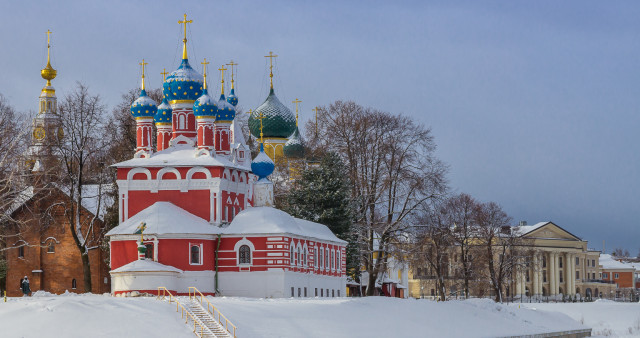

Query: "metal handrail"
left=157, top=287, right=214, bottom=338
left=188, top=286, right=237, bottom=338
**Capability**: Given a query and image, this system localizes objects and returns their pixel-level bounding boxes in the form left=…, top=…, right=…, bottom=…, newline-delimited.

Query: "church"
left=107, top=16, right=347, bottom=298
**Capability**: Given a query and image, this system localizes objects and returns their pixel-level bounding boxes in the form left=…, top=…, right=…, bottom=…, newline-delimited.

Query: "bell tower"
left=27, top=30, right=62, bottom=173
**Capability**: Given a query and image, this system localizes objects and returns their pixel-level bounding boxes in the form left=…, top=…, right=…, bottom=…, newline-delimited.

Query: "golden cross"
left=201, top=58, right=210, bottom=89
left=292, top=98, right=302, bottom=126
left=46, top=30, right=52, bottom=64
left=178, top=14, right=193, bottom=59
left=139, top=59, right=148, bottom=90
left=264, top=51, right=278, bottom=89
left=312, top=106, right=319, bottom=136
left=255, top=111, right=266, bottom=144
left=161, top=69, right=168, bottom=82
left=218, top=65, right=227, bottom=94
left=226, top=60, right=238, bottom=89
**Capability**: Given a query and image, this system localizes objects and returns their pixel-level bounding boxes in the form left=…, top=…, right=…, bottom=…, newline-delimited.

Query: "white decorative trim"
left=234, top=237, right=256, bottom=267
left=188, top=242, right=203, bottom=266
left=169, top=135, right=195, bottom=147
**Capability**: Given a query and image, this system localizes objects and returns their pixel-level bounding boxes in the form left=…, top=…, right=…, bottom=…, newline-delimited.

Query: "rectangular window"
left=542, top=256, right=546, bottom=268
left=332, top=289, right=335, bottom=297
left=18, top=246, right=24, bottom=258
left=338, top=290, right=340, bottom=297
left=315, top=288, right=318, bottom=297
left=559, top=272, right=563, bottom=283
left=321, top=289, right=323, bottom=297
left=291, top=287, right=294, bottom=297
left=559, top=257, right=563, bottom=268
left=575, top=257, right=579, bottom=265
left=47, top=243, right=55, bottom=253
left=304, top=287, right=307, bottom=297
left=319, top=248, right=323, bottom=269
left=526, top=270, right=530, bottom=282
left=543, top=270, right=547, bottom=283
left=586, top=259, right=590, bottom=267
left=298, top=288, right=301, bottom=297
left=614, top=273, right=619, bottom=279
left=603, top=273, right=608, bottom=279
left=591, top=259, right=595, bottom=267
left=592, top=273, right=595, bottom=280
left=190, top=243, right=202, bottom=265
left=576, top=271, right=579, bottom=280
left=326, top=289, right=329, bottom=297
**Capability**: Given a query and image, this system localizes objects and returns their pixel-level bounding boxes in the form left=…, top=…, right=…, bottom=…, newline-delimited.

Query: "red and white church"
left=107, top=23, right=346, bottom=298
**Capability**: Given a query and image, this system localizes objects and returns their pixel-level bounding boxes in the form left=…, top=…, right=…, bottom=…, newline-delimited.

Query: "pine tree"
left=285, top=152, right=361, bottom=280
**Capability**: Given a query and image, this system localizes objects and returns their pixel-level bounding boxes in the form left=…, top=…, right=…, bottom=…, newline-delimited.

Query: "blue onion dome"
left=248, top=88, right=296, bottom=139
left=130, top=89, right=158, bottom=118
left=193, top=89, right=218, bottom=118
left=251, top=143, right=275, bottom=180
left=226, top=88, right=238, bottom=107
left=163, top=59, right=204, bottom=102
left=283, top=127, right=305, bottom=159
left=216, top=94, right=236, bottom=122
left=154, top=98, right=173, bottom=124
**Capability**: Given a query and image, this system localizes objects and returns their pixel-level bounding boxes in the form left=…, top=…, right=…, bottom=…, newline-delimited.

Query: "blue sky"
left=2, top=1, right=639, bottom=253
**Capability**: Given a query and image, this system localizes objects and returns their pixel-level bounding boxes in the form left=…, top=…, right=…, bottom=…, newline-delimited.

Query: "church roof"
left=223, top=207, right=346, bottom=244
left=113, top=144, right=250, bottom=171
left=110, top=259, right=183, bottom=273
left=106, top=202, right=221, bottom=236
left=248, top=89, right=296, bottom=139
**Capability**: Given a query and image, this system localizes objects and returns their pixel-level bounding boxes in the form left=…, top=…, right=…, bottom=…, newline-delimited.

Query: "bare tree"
left=475, top=201, right=516, bottom=302
left=53, top=83, right=110, bottom=293
left=445, top=193, right=478, bottom=299
left=612, top=247, right=630, bottom=258
left=311, top=101, right=448, bottom=296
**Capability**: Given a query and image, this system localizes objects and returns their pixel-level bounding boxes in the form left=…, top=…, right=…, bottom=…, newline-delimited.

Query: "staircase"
left=184, top=298, right=232, bottom=338
left=157, top=287, right=237, bottom=338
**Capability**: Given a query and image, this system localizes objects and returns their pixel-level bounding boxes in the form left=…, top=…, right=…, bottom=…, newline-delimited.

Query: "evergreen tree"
left=285, top=152, right=361, bottom=280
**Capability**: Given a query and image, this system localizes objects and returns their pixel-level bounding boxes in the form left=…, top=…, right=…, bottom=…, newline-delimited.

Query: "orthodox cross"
left=264, top=51, right=278, bottom=89
left=292, top=98, right=302, bottom=126
left=255, top=111, right=266, bottom=144
left=218, top=65, right=227, bottom=95
left=178, top=14, right=193, bottom=59
left=201, top=58, right=210, bottom=89
left=139, top=59, right=148, bottom=90
left=227, top=60, right=238, bottom=89
left=160, top=68, right=169, bottom=82
left=312, top=106, right=319, bottom=136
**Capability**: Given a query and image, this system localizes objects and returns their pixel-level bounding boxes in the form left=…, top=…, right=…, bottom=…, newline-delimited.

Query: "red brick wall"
left=4, top=188, right=111, bottom=296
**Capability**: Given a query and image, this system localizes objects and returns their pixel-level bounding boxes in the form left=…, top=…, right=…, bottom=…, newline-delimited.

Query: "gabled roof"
left=106, top=202, right=221, bottom=236
left=110, top=259, right=183, bottom=273
left=600, top=254, right=636, bottom=271
left=515, top=221, right=582, bottom=241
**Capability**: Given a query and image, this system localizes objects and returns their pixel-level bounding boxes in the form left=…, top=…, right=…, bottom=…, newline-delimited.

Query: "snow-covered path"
left=519, top=300, right=640, bottom=337
left=0, top=292, right=193, bottom=338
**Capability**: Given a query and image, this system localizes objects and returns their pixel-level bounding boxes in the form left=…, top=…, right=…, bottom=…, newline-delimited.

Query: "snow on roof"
left=599, top=254, right=636, bottom=270
left=106, top=202, right=221, bottom=237
left=514, top=222, right=549, bottom=236
left=224, top=207, right=346, bottom=244
left=113, top=144, right=250, bottom=170
left=231, top=119, right=247, bottom=146
left=110, top=259, right=183, bottom=273
left=5, top=186, right=34, bottom=216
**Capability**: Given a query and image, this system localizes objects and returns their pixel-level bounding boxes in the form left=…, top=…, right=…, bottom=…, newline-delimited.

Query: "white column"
left=532, top=254, right=539, bottom=296
left=515, top=268, right=522, bottom=296
left=549, top=252, right=555, bottom=295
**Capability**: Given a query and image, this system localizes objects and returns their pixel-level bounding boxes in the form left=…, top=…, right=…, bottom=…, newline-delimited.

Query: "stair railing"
left=188, top=286, right=237, bottom=337
left=157, top=287, right=213, bottom=337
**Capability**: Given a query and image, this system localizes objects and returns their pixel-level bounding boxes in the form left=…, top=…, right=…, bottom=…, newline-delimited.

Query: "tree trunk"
left=81, top=250, right=92, bottom=293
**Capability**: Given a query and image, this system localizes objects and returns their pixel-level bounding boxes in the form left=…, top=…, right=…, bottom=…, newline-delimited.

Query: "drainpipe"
left=215, top=234, right=221, bottom=295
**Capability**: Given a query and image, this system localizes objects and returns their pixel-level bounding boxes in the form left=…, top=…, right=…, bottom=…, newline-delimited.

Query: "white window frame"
left=234, top=237, right=255, bottom=267
left=614, top=273, right=619, bottom=279
left=189, top=243, right=203, bottom=266
left=319, top=247, right=324, bottom=270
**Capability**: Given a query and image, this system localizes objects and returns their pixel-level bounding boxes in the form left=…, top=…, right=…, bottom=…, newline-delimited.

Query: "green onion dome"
left=163, top=59, right=204, bottom=102
left=130, top=89, right=158, bottom=118
left=154, top=98, right=173, bottom=124
left=283, top=127, right=304, bottom=159
left=216, top=94, right=236, bottom=122
left=248, top=88, right=296, bottom=139
left=193, top=89, right=218, bottom=118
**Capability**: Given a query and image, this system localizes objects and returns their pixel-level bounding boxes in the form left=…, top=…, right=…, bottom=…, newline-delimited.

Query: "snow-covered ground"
left=0, top=292, right=601, bottom=338
left=520, top=300, right=640, bottom=337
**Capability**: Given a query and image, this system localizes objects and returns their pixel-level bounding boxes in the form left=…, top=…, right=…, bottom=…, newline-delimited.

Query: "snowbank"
left=521, top=301, right=640, bottom=337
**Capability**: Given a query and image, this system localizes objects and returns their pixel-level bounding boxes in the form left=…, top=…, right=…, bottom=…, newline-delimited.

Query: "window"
left=559, top=273, right=563, bottom=283
left=614, top=273, right=619, bottom=279
left=325, top=249, right=329, bottom=270
left=303, top=248, right=306, bottom=267
left=592, top=273, right=595, bottom=280
left=298, top=288, right=301, bottom=297
left=576, top=271, right=580, bottom=280
left=18, top=246, right=24, bottom=258
left=190, top=244, right=201, bottom=265
left=591, top=259, right=595, bottom=267
left=304, top=287, right=307, bottom=297
left=298, top=248, right=302, bottom=267
left=239, top=245, right=251, bottom=264
left=72, top=279, right=77, bottom=289
left=542, top=256, right=546, bottom=268
left=291, top=287, right=294, bottom=297
left=326, top=289, right=329, bottom=297
left=338, top=290, right=341, bottom=297
left=543, top=270, right=547, bottom=283
left=430, top=289, right=435, bottom=296
left=47, top=243, right=55, bottom=253
left=586, top=259, right=590, bottom=267
left=332, top=289, right=335, bottom=297
left=526, top=270, right=530, bottom=282
left=603, top=272, right=608, bottom=279
left=319, top=247, right=323, bottom=269
left=321, top=289, right=324, bottom=297
left=559, top=257, right=563, bottom=268
left=290, top=245, right=294, bottom=266
left=336, top=251, right=340, bottom=271
left=145, top=244, right=153, bottom=260
left=315, top=288, right=318, bottom=297
left=575, top=257, right=579, bottom=266
left=330, top=250, right=334, bottom=270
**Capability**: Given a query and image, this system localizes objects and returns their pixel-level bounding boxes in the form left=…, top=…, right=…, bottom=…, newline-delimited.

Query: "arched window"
left=319, top=247, right=323, bottom=269
left=18, top=246, right=24, bottom=258
left=331, top=250, right=334, bottom=270
left=190, top=245, right=201, bottom=264
left=290, top=245, right=294, bottom=266
left=303, top=248, right=307, bottom=267
left=145, top=244, right=153, bottom=260
left=239, top=245, right=251, bottom=264
left=336, top=251, right=340, bottom=270
left=325, top=249, right=329, bottom=270
left=47, top=242, right=55, bottom=253
left=179, top=115, right=186, bottom=129
left=72, top=279, right=77, bottom=289
left=298, top=248, right=302, bottom=267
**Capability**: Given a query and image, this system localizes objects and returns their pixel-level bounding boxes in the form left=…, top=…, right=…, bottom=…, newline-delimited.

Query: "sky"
left=1, top=1, right=639, bottom=253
